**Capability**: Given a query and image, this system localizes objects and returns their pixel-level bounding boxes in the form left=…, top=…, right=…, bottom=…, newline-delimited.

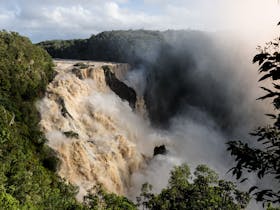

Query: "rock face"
left=153, top=145, right=167, bottom=156
left=103, top=65, right=137, bottom=109
left=37, top=60, right=159, bottom=200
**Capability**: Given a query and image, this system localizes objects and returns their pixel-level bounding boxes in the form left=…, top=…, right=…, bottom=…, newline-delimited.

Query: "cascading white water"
left=37, top=60, right=169, bottom=200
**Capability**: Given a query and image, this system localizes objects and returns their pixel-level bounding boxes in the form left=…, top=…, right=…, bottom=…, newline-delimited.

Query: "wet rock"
left=73, top=62, right=90, bottom=69
left=153, top=145, right=167, bottom=156
left=57, top=97, right=73, bottom=119
left=103, top=65, right=137, bottom=109
left=71, top=67, right=83, bottom=79
left=63, top=131, right=79, bottom=139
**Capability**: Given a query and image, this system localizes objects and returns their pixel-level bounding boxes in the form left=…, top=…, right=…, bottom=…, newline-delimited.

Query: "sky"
left=0, top=0, right=279, bottom=42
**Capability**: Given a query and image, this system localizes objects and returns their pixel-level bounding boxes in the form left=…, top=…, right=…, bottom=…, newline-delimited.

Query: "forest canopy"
left=0, top=30, right=82, bottom=209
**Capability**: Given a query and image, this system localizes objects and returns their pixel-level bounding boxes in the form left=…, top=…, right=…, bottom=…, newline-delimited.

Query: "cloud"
left=0, top=0, right=160, bottom=41
left=0, top=0, right=279, bottom=42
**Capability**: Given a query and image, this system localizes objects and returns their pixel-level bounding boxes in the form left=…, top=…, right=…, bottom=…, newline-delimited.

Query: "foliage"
left=63, top=131, right=79, bottom=139
left=267, top=202, right=280, bottom=210
left=136, top=164, right=250, bottom=210
left=0, top=30, right=84, bottom=209
left=37, top=39, right=88, bottom=60
left=83, top=184, right=137, bottom=210
left=74, top=62, right=89, bottom=69
left=227, top=26, right=280, bottom=208
left=38, top=30, right=165, bottom=65
left=0, top=31, right=54, bottom=102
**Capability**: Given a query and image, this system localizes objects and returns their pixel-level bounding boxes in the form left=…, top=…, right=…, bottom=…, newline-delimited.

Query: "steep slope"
left=0, top=31, right=82, bottom=209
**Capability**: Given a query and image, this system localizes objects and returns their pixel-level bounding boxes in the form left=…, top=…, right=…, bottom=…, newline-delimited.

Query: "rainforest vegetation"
left=0, top=30, right=83, bottom=209
left=227, top=28, right=280, bottom=208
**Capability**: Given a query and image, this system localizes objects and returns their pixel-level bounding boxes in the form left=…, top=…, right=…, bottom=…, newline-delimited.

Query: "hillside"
left=0, top=31, right=83, bottom=209
left=38, top=30, right=208, bottom=66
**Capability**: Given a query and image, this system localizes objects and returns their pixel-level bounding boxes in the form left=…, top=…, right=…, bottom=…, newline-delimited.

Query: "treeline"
left=39, top=30, right=213, bottom=67
left=38, top=30, right=200, bottom=65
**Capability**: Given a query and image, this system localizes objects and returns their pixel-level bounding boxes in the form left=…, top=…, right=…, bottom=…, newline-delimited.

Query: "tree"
left=136, top=164, right=250, bottom=210
left=83, top=184, right=137, bottom=210
left=227, top=23, right=280, bottom=207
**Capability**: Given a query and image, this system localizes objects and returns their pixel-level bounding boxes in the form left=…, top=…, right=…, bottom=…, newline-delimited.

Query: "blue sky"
left=0, top=0, right=279, bottom=42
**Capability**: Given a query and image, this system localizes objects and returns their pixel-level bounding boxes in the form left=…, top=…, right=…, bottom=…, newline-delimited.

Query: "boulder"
left=153, top=145, right=167, bottom=156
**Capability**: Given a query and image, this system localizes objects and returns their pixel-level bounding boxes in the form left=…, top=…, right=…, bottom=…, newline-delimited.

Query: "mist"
left=121, top=31, right=273, bottom=209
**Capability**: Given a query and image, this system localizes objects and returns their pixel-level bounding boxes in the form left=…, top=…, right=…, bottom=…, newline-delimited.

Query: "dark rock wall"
left=103, top=66, right=137, bottom=109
